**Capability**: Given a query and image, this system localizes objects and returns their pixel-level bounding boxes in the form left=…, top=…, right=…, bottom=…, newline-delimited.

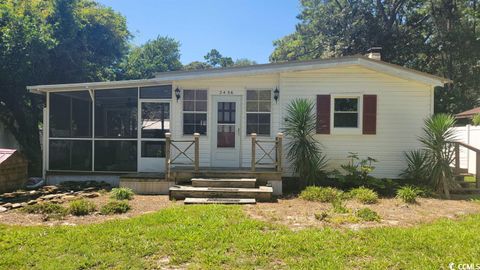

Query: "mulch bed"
left=244, top=197, right=480, bottom=230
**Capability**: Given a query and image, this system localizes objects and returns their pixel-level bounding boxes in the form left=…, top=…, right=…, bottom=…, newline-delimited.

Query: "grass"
left=1, top=205, right=480, bottom=269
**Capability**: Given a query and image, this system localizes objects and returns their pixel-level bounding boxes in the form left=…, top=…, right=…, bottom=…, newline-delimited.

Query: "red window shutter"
left=316, top=95, right=330, bottom=134
left=363, top=95, right=377, bottom=135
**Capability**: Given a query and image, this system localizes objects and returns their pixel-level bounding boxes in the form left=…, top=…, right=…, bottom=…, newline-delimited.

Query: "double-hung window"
left=183, top=89, right=207, bottom=135
left=333, top=97, right=359, bottom=128
left=246, top=90, right=271, bottom=136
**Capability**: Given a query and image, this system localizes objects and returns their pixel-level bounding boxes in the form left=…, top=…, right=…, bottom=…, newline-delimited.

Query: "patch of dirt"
left=244, top=197, right=480, bottom=230
left=0, top=194, right=176, bottom=226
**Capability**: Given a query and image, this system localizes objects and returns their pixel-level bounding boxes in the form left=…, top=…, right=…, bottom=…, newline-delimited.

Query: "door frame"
left=137, top=99, right=172, bottom=172
left=210, top=95, right=242, bottom=167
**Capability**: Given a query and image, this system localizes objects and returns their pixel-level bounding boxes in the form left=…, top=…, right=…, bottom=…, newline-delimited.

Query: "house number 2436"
left=219, top=90, right=234, bottom=95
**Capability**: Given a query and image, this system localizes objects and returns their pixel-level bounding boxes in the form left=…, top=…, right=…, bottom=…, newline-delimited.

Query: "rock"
left=11, top=203, right=22, bottom=209
left=42, top=186, right=59, bottom=193
left=42, top=194, right=60, bottom=200
left=27, top=200, right=37, bottom=205
left=62, top=195, right=77, bottom=201
left=82, top=192, right=100, bottom=198
left=2, top=203, right=12, bottom=209
left=83, top=187, right=97, bottom=192
left=0, top=206, right=7, bottom=213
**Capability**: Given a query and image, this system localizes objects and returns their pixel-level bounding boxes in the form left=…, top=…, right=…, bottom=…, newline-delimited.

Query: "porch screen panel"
left=49, top=140, right=92, bottom=170
left=94, top=88, right=138, bottom=138
left=94, top=141, right=137, bottom=171
left=49, top=91, right=92, bottom=137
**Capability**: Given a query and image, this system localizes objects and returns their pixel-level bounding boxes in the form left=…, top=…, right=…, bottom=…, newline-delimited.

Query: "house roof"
left=456, top=107, right=480, bottom=119
left=0, top=148, right=16, bottom=164
left=27, top=55, right=452, bottom=93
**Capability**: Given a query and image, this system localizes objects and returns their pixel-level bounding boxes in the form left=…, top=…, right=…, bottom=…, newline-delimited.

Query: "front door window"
left=217, top=102, right=236, bottom=148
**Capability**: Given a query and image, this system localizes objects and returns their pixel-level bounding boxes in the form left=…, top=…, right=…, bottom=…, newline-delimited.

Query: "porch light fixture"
left=175, top=87, right=181, bottom=102
left=273, top=87, right=280, bottom=103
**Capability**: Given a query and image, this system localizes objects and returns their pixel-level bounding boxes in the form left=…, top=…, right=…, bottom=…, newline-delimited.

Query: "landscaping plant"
left=69, top=199, right=96, bottom=216
left=299, top=186, right=342, bottom=202
left=396, top=186, right=420, bottom=204
left=349, top=187, right=378, bottom=204
left=110, top=187, right=135, bottom=200
left=400, top=149, right=430, bottom=184
left=419, top=114, right=457, bottom=198
left=21, top=202, right=67, bottom=219
left=100, top=201, right=131, bottom=215
left=283, top=99, right=327, bottom=186
left=355, top=208, right=381, bottom=222
left=472, top=114, right=480, bottom=126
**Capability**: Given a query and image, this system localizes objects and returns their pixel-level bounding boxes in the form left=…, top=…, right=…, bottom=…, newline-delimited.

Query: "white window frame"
left=330, top=94, right=362, bottom=135
left=245, top=89, right=272, bottom=137
left=182, top=89, right=208, bottom=136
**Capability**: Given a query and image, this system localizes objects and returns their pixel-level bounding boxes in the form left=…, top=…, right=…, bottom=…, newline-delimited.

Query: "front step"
left=191, top=178, right=256, bottom=188
left=169, top=185, right=273, bottom=202
left=184, top=197, right=256, bottom=204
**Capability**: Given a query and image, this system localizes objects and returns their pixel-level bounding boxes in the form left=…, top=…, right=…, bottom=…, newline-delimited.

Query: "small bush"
left=100, top=201, right=131, bottom=215
left=331, top=198, right=349, bottom=213
left=328, top=214, right=359, bottom=224
left=21, top=202, right=67, bottom=216
left=314, top=212, right=329, bottom=221
left=355, top=208, right=381, bottom=222
left=299, top=186, right=343, bottom=203
left=349, top=187, right=379, bottom=204
left=396, top=186, right=420, bottom=204
left=110, top=188, right=135, bottom=200
left=68, top=199, right=96, bottom=216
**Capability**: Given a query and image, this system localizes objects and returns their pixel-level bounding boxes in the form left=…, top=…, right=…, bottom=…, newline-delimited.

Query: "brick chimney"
left=365, top=47, right=382, bottom=61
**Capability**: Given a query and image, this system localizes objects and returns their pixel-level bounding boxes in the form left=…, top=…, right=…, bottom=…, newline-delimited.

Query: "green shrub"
left=472, top=114, right=480, bottom=126
left=355, top=208, right=381, bottom=222
left=299, top=186, right=342, bottom=202
left=21, top=202, right=67, bottom=216
left=401, top=149, right=430, bottom=184
left=314, top=212, right=329, bottom=221
left=349, top=187, right=379, bottom=204
left=396, top=186, right=420, bottom=204
left=100, top=201, right=131, bottom=215
left=331, top=198, right=349, bottom=213
left=110, top=187, right=135, bottom=200
left=68, top=199, right=96, bottom=216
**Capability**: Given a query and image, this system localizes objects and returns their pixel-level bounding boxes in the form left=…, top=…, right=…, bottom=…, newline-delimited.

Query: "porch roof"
left=27, top=55, right=451, bottom=93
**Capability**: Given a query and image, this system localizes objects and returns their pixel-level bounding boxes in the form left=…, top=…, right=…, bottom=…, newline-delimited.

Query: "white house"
left=27, top=54, right=450, bottom=195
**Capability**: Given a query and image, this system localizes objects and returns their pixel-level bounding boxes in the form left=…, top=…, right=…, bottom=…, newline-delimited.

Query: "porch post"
left=476, top=152, right=480, bottom=188
left=251, top=133, right=257, bottom=171
left=165, top=133, right=171, bottom=179
left=276, top=133, right=283, bottom=172
left=194, top=133, right=200, bottom=171
left=454, top=142, right=460, bottom=173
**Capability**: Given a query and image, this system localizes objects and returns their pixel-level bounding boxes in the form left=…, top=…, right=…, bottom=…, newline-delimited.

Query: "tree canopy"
left=271, top=0, right=480, bottom=114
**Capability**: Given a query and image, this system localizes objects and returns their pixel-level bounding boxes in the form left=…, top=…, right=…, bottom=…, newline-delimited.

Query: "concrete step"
left=456, top=181, right=477, bottom=188
left=169, top=185, right=273, bottom=202
left=191, top=178, right=256, bottom=188
left=184, top=197, right=256, bottom=204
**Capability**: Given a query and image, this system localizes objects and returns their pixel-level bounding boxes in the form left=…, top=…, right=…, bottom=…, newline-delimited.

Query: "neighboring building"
left=0, top=122, right=19, bottom=149
left=27, top=54, right=450, bottom=190
left=456, top=107, right=480, bottom=120
left=0, top=149, right=28, bottom=193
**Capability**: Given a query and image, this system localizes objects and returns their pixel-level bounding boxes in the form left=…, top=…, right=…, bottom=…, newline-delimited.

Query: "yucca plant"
left=400, top=149, right=430, bottom=183
left=283, top=99, right=327, bottom=186
left=419, top=114, right=457, bottom=198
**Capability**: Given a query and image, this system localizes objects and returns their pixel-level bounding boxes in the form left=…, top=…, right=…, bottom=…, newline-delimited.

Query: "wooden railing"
left=165, top=133, right=199, bottom=179
left=251, top=133, right=283, bottom=172
left=452, top=141, right=480, bottom=188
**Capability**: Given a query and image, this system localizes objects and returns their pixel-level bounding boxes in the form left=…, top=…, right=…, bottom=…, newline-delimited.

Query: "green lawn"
left=1, top=205, right=479, bottom=269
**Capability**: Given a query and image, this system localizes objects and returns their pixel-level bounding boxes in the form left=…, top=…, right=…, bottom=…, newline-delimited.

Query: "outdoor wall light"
left=273, top=87, right=280, bottom=103
left=175, top=87, right=181, bottom=102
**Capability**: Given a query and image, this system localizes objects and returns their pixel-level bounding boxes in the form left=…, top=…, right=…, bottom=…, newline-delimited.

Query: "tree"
left=234, top=58, right=257, bottom=66
left=120, top=36, right=182, bottom=79
left=0, top=0, right=130, bottom=175
left=271, top=0, right=480, bottom=114
left=183, top=61, right=212, bottom=71
left=204, top=49, right=234, bottom=68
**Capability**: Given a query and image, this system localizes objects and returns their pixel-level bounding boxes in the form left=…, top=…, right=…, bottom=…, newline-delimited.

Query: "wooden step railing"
left=251, top=133, right=283, bottom=172
left=165, top=133, right=199, bottom=180
left=452, top=141, right=480, bottom=188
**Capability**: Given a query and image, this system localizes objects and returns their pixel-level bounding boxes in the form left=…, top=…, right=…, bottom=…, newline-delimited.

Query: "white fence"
left=451, top=125, right=480, bottom=174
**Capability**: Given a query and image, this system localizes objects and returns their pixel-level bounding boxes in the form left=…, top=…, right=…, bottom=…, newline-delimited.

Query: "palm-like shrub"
left=419, top=114, right=457, bottom=198
left=284, top=99, right=327, bottom=185
left=400, top=149, right=430, bottom=183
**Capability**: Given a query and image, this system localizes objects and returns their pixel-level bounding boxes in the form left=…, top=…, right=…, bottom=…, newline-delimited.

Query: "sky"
left=96, top=0, right=300, bottom=64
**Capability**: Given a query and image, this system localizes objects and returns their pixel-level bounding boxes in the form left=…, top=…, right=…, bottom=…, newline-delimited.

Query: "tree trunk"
left=441, top=173, right=451, bottom=199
